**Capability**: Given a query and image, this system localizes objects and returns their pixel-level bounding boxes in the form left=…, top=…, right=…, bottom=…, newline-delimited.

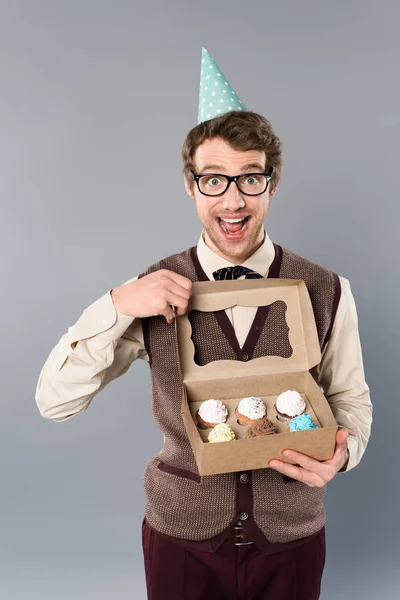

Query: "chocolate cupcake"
left=245, top=416, right=277, bottom=438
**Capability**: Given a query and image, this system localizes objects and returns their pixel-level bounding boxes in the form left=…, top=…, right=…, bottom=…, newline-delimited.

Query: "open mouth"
left=218, top=216, right=250, bottom=235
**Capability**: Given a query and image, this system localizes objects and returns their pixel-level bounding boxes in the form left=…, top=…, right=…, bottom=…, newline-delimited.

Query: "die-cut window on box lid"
left=187, top=300, right=293, bottom=367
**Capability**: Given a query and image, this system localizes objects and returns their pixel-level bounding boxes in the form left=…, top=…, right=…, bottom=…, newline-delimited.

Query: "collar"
left=196, top=228, right=275, bottom=280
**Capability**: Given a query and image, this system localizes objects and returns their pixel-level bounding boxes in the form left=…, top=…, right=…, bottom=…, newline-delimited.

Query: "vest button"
left=239, top=511, right=249, bottom=521
left=239, top=474, right=249, bottom=484
left=241, top=352, right=249, bottom=361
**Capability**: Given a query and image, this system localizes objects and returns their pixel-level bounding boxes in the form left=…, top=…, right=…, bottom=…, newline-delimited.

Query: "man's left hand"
left=269, top=428, right=350, bottom=487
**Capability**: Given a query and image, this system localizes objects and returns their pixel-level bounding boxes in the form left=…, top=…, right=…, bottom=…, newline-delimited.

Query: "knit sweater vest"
left=139, top=243, right=341, bottom=551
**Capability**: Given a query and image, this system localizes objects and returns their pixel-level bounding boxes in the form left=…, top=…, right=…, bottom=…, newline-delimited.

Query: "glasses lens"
left=198, top=175, right=228, bottom=195
left=237, top=174, right=268, bottom=195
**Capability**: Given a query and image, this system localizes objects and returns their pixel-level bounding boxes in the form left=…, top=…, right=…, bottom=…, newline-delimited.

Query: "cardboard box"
left=175, top=279, right=338, bottom=476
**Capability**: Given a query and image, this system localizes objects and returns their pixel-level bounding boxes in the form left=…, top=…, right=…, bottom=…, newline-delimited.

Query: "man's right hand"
left=111, top=270, right=193, bottom=324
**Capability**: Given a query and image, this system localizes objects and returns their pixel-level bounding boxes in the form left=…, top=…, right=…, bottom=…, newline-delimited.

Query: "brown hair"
left=181, top=110, right=282, bottom=193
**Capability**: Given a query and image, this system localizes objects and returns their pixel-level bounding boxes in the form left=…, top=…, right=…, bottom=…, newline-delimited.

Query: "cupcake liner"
left=273, top=403, right=290, bottom=422
left=235, top=406, right=254, bottom=426
left=195, top=410, right=217, bottom=429
left=273, top=402, right=305, bottom=422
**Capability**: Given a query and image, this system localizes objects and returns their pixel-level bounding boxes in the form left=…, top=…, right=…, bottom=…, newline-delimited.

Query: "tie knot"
left=212, top=266, right=263, bottom=280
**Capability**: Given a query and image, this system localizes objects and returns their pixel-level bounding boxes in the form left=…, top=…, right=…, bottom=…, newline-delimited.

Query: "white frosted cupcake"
left=196, top=399, right=228, bottom=429
left=275, top=390, right=306, bottom=422
left=235, top=396, right=266, bottom=426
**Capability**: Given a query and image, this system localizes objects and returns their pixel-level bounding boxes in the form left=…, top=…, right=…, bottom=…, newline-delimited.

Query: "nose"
left=221, top=180, right=245, bottom=210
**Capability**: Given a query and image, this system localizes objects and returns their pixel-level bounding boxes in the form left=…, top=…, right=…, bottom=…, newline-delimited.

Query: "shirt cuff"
left=67, top=290, right=135, bottom=347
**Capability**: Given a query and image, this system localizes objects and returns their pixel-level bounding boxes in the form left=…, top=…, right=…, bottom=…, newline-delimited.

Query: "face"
left=184, top=137, right=279, bottom=264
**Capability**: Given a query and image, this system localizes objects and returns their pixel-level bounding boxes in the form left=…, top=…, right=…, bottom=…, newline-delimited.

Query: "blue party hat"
left=198, top=47, right=246, bottom=124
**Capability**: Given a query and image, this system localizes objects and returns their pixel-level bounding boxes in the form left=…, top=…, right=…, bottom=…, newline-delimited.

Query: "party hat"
left=198, top=47, right=246, bottom=124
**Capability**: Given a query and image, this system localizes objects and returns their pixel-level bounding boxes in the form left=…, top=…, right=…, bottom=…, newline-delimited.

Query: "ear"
left=184, top=174, right=195, bottom=199
left=270, top=178, right=281, bottom=196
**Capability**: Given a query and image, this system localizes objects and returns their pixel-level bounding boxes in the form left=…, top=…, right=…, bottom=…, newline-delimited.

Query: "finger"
left=282, top=449, right=335, bottom=481
left=163, top=270, right=193, bottom=292
left=153, top=291, right=187, bottom=316
left=269, top=460, right=326, bottom=488
left=165, top=305, right=176, bottom=324
left=151, top=296, right=176, bottom=322
left=164, top=291, right=190, bottom=314
left=167, top=281, right=192, bottom=303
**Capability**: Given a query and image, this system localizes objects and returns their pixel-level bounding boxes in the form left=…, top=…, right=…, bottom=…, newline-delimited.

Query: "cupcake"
left=196, top=399, right=228, bottom=429
left=245, top=416, right=277, bottom=438
left=275, top=390, right=306, bottom=422
left=289, top=413, right=318, bottom=432
left=208, top=423, right=236, bottom=443
left=235, top=396, right=266, bottom=426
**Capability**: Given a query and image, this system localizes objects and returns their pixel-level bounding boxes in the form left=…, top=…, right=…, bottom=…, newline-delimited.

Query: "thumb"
left=336, top=427, right=349, bottom=447
left=332, top=428, right=349, bottom=464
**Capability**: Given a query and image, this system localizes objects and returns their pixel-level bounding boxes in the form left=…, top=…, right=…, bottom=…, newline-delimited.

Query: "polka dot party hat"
left=198, top=47, right=246, bottom=124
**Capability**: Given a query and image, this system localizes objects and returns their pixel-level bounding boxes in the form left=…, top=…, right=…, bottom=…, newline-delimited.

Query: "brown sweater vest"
left=139, top=243, right=341, bottom=553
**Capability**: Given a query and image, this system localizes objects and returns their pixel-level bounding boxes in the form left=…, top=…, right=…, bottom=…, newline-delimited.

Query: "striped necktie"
left=212, top=265, right=263, bottom=280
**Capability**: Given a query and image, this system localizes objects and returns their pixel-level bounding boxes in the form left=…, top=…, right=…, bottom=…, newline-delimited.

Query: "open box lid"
left=175, top=278, right=322, bottom=382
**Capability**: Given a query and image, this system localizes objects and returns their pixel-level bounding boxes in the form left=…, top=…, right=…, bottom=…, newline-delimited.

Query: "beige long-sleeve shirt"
left=35, top=230, right=373, bottom=473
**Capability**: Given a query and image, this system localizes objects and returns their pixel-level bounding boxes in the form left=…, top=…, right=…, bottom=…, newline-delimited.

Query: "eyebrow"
left=199, top=162, right=266, bottom=173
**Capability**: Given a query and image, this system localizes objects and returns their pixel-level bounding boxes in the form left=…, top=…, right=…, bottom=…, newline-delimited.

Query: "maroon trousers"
left=142, top=518, right=326, bottom=600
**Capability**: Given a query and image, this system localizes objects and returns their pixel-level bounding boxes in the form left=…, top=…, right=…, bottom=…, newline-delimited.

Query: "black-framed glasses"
left=191, top=166, right=273, bottom=197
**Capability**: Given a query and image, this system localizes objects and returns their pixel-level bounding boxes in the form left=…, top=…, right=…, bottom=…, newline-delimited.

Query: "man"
left=35, top=48, right=372, bottom=599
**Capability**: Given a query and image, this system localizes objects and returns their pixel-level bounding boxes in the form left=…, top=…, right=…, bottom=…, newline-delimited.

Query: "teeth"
left=219, top=217, right=248, bottom=234
left=220, top=217, right=245, bottom=223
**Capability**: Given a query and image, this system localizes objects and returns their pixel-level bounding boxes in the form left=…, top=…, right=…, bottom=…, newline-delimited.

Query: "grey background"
left=1, top=0, right=398, bottom=598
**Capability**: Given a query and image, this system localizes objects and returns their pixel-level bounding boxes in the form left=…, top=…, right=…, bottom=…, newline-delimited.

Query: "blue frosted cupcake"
left=289, top=413, right=318, bottom=432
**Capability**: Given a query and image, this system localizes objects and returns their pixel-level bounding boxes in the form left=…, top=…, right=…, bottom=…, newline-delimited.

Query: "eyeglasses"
left=191, top=166, right=273, bottom=197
